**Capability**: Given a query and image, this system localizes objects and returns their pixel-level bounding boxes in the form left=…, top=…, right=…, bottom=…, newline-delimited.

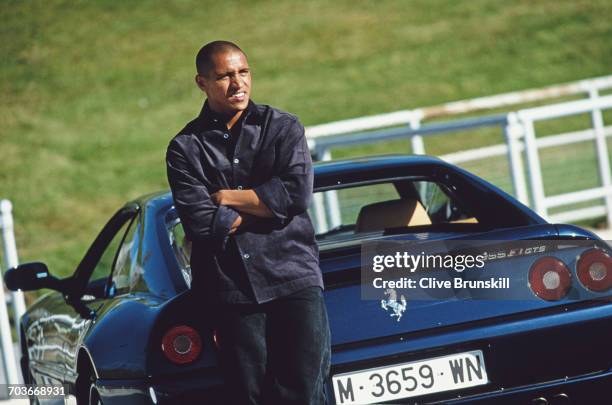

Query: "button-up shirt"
left=166, top=100, right=323, bottom=304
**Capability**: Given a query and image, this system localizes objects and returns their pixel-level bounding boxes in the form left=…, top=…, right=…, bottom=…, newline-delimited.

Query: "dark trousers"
left=215, top=287, right=331, bottom=405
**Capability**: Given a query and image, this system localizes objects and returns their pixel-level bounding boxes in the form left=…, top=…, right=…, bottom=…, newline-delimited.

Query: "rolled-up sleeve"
left=253, top=119, right=313, bottom=222
left=166, top=138, right=239, bottom=251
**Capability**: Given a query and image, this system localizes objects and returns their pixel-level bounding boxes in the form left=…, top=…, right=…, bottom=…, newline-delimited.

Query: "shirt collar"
left=198, top=99, right=260, bottom=130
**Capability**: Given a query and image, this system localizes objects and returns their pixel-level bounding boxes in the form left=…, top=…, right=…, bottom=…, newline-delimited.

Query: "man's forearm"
left=212, top=189, right=275, bottom=218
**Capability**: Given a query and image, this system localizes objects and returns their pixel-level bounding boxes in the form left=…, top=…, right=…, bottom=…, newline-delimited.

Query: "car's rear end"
left=306, top=156, right=612, bottom=404
left=321, top=228, right=612, bottom=405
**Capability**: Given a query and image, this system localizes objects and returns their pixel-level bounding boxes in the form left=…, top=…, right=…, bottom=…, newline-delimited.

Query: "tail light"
left=529, top=257, right=571, bottom=301
left=577, top=248, right=612, bottom=292
left=161, top=325, right=202, bottom=364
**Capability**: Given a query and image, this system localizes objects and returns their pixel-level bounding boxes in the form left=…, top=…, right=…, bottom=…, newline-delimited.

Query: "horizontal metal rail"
left=441, top=125, right=612, bottom=165
left=306, top=75, right=612, bottom=139
left=311, top=114, right=507, bottom=153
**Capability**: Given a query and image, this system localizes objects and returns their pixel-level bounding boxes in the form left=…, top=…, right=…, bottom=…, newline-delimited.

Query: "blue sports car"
left=4, top=155, right=612, bottom=404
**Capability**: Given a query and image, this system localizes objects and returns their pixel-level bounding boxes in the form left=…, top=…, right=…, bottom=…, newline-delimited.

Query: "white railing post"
left=519, top=117, right=548, bottom=219
left=504, top=113, right=530, bottom=205
left=409, top=113, right=429, bottom=198
left=0, top=200, right=26, bottom=328
left=321, top=149, right=342, bottom=230
left=0, top=200, right=21, bottom=385
left=409, top=112, right=425, bottom=155
left=311, top=149, right=329, bottom=234
left=588, top=88, right=612, bottom=228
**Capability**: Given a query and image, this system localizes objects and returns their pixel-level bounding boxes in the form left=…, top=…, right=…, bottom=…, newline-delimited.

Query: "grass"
left=1, top=0, right=612, bottom=298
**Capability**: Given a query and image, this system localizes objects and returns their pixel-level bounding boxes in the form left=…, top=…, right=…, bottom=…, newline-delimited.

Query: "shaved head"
left=196, top=40, right=247, bottom=77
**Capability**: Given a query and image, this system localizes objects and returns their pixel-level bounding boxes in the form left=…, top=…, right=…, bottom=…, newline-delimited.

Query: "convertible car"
left=4, top=155, right=612, bottom=404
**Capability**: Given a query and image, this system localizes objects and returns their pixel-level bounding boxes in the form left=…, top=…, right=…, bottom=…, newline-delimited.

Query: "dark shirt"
left=166, top=100, right=323, bottom=304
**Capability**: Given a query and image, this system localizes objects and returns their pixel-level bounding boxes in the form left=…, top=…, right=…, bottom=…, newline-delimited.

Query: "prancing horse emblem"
left=381, top=288, right=407, bottom=322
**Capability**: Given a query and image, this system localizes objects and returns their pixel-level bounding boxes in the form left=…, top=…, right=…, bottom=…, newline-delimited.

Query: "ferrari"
left=4, top=155, right=611, bottom=404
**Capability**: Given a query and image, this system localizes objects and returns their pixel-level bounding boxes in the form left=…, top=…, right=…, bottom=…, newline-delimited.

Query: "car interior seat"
left=355, top=198, right=432, bottom=233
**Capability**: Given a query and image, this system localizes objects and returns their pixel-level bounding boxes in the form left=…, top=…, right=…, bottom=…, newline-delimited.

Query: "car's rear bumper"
left=328, top=300, right=612, bottom=404
left=95, top=369, right=612, bottom=404
left=442, top=369, right=612, bottom=404
left=96, top=371, right=226, bottom=405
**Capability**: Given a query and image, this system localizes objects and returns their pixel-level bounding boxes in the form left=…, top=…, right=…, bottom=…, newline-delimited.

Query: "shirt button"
left=243, top=253, right=250, bottom=259
left=233, top=158, right=240, bottom=164
left=223, top=133, right=229, bottom=139
left=237, top=185, right=243, bottom=190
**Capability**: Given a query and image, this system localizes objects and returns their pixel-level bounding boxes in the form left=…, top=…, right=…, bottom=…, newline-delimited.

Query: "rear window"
left=308, top=179, right=478, bottom=242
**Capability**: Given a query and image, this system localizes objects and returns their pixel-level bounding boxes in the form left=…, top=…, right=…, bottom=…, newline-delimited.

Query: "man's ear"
left=195, top=74, right=207, bottom=93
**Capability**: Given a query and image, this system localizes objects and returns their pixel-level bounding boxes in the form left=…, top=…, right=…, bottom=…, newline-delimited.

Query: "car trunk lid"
left=319, top=224, right=605, bottom=346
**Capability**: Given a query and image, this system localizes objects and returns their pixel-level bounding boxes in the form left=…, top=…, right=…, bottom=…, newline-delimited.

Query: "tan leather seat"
left=451, top=217, right=479, bottom=224
left=355, top=199, right=432, bottom=233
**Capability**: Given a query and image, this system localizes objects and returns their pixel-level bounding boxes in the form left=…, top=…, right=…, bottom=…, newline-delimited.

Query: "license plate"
left=332, top=350, right=488, bottom=404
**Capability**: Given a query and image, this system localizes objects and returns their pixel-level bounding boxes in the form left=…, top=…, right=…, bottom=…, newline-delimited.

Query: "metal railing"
left=0, top=200, right=26, bottom=387
left=306, top=75, right=612, bottom=233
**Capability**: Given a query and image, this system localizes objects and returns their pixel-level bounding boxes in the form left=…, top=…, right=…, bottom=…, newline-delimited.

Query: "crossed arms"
left=210, top=189, right=273, bottom=234
left=166, top=118, right=313, bottom=252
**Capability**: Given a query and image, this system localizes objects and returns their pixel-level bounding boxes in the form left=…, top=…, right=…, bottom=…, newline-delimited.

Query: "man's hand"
left=211, top=189, right=274, bottom=218
left=228, top=214, right=242, bottom=234
left=210, top=189, right=231, bottom=206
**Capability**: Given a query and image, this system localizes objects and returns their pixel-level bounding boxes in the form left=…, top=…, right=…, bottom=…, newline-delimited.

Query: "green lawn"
left=1, top=0, right=611, bottom=292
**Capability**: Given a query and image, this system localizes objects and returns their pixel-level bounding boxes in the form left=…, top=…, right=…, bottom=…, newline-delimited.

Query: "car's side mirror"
left=3, top=262, right=65, bottom=293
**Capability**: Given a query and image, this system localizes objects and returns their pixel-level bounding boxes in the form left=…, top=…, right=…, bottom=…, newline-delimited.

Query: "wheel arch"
left=75, top=346, right=98, bottom=402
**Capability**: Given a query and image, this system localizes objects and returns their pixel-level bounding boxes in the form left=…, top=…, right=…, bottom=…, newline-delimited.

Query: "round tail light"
left=529, top=257, right=571, bottom=301
left=577, top=248, right=612, bottom=292
left=161, top=325, right=202, bottom=364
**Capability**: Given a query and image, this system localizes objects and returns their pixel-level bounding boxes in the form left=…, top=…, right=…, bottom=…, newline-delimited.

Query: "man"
left=166, top=40, right=331, bottom=405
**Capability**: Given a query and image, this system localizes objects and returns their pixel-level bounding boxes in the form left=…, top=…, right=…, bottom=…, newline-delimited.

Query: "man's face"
left=196, top=50, right=251, bottom=116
